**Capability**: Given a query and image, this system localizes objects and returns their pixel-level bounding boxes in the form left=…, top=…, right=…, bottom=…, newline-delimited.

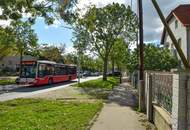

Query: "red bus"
left=16, top=60, right=77, bottom=86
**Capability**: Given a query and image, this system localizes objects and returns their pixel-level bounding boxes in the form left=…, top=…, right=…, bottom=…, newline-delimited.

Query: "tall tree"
left=74, top=3, right=138, bottom=80
left=12, top=21, right=38, bottom=75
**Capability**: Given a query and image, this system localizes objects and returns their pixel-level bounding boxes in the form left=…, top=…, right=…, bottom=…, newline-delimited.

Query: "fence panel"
left=151, top=72, right=173, bottom=113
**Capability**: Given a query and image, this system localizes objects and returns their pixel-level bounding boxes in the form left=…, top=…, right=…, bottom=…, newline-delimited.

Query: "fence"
left=151, top=73, right=173, bottom=113
left=145, top=71, right=190, bottom=130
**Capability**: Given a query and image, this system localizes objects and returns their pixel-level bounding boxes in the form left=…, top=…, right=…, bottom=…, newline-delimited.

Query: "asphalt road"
left=0, top=76, right=101, bottom=102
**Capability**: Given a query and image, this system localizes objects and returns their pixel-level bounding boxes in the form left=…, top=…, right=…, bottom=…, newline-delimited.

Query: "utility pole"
left=138, top=0, right=145, bottom=112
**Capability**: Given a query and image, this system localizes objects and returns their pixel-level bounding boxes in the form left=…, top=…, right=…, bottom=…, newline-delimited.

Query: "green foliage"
left=80, top=54, right=103, bottom=72
left=109, top=38, right=130, bottom=71
left=0, top=0, right=77, bottom=25
left=39, top=44, right=65, bottom=63
left=12, top=21, right=38, bottom=54
left=64, top=53, right=77, bottom=64
left=0, top=98, right=103, bottom=130
left=0, top=27, right=17, bottom=60
left=75, top=77, right=119, bottom=90
left=0, top=21, right=38, bottom=60
left=126, top=44, right=179, bottom=73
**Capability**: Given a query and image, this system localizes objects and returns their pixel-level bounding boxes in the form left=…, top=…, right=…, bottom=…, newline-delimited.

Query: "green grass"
left=0, top=79, right=15, bottom=85
left=75, top=77, right=119, bottom=90
left=74, top=77, right=119, bottom=99
left=0, top=98, right=103, bottom=130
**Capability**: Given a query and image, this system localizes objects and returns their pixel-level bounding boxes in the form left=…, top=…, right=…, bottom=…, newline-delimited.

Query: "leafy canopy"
left=0, top=0, right=77, bottom=24
left=126, top=44, right=179, bottom=73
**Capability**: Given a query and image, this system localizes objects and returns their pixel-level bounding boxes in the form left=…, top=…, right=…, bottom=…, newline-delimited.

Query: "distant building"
left=0, top=55, right=36, bottom=71
left=161, top=4, right=190, bottom=66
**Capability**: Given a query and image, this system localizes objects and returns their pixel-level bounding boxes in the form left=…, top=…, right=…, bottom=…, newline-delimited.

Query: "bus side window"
left=38, top=64, right=46, bottom=78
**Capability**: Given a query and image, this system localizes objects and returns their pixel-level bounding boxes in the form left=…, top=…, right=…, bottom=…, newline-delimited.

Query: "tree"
left=109, top=38, right=129, bottom=74
left=64, top=53, right=77, bottom=64
left=12, top=21, right=38, bottom=75
left=39, top=44, right=65, bottom=63
left=126, top=44, right=179, bottom=73
left=74, top=3, right=138, bottom=80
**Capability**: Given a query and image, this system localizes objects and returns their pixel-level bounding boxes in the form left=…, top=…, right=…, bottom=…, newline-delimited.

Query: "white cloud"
left=142, top=0, right=190, bottom=42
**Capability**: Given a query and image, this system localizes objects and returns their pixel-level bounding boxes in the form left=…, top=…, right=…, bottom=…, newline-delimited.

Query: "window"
left=175, top=20, right=178, bottom=29
left=54, top=65, right=67, bottom=75
left=68, top=66, right=77, bottom=74
left=20, top=64, right=37, bottom=78
left=38, top=64, right=54, bottom=78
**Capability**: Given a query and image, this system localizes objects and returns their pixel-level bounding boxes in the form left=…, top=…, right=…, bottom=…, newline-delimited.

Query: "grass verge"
left=73, top=77, right=119, bottom=99
left=0, top=79, right=15, bottom=85
left=0, top=98, right=103, bottom=130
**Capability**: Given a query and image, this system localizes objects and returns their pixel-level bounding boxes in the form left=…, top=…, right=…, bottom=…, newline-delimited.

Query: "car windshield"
left=20, top=64, right=36, bottom=78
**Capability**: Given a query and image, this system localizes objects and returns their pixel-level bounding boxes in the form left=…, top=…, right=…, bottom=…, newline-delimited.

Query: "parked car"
left=94, top=72, right=100, bottom=76
left=107, top=71, right=122, bottom=77
left=83, top=71, right=91, bottom=77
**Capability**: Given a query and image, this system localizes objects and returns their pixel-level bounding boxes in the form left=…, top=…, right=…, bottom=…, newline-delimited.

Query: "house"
left=0, top=55, right=36, bottom=72
left=161, top=4, right=190, bottom=66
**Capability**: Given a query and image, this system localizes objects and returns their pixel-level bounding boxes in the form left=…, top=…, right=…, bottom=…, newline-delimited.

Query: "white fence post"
left=172, top=72, right=188, bottom=130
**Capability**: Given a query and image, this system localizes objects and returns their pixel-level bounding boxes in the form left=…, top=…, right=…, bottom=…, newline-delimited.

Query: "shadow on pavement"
left=106, top=82, right=139, bottom=108
left=9, top=81, right=77, bottom=93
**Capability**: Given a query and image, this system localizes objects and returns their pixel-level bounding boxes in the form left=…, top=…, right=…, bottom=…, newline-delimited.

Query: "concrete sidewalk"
left=91, top=82, right=155, bottom=130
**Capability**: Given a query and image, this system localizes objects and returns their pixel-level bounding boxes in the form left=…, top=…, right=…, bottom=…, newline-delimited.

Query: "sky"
left=0, top=0, right=190, bottom=52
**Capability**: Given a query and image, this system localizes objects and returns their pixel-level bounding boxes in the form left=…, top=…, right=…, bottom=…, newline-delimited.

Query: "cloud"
left=142, top=0, right=190, bottom=42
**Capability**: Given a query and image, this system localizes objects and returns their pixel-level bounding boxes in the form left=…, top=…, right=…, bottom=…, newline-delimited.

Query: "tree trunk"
left=112, top=58, right=115, bottom=75
left=103, top=56, right=108, bottom=81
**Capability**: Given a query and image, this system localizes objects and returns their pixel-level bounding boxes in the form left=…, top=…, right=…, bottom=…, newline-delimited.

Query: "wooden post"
left=138, top=0, right=146, bottom=112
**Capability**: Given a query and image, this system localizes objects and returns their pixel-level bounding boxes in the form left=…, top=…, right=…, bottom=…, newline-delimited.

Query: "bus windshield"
left=20, top=64, right=36, bottom=78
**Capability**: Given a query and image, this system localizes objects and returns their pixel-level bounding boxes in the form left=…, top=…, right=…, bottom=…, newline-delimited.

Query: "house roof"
left=161, top=4, right=190, bottom=44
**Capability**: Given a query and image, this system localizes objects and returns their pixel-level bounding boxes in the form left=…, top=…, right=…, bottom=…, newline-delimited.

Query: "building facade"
left=161, top=4, right=190, bottom=66
left=0, top=55, right=36, bottom=72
